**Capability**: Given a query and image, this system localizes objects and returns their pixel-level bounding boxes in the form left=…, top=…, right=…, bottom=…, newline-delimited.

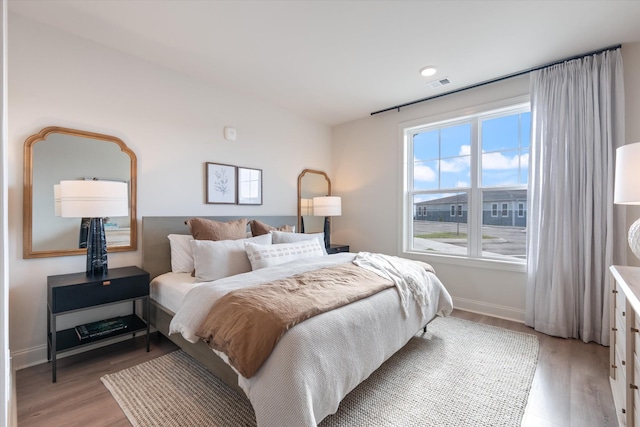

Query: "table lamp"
left=614, top=142, right=640, bottom=259
left=313, top=196, right=342, bottom=250
left=58, top=180, right=129, bottom=276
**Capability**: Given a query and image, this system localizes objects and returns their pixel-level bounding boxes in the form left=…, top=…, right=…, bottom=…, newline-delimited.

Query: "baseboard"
left=11, top=333, right=145, bottom=371
left=452, top=296, right=525, bottom=323
left=9, top=354, right=16, bottom=427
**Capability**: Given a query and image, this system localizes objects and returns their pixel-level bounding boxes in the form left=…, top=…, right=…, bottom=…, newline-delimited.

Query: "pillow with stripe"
left=245, top=239, right=325, bottom=270
left=271, top=230, right=328, bottom=255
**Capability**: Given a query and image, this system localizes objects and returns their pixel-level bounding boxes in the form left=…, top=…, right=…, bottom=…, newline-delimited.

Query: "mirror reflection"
left=297, top=169, right=331, bottom=233
left=24, top=127, right=137, bottom=258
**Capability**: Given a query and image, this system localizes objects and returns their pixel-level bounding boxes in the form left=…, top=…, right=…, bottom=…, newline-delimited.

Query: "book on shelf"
left=75, top=316, right=128, bottom=341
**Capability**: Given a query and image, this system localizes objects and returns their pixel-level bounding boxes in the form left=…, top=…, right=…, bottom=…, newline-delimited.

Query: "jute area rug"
left=101, top=316, right=539, bottom=427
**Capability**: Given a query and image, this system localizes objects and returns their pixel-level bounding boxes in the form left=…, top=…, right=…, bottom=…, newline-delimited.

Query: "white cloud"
left=440, top=156, right=470, bottom=173
left=482, top=152, right=528, bottom=170
left=459, top=145, right=471, bottom=156
left=456, top=181, right=469, bottom=188
left=414, top=163, right=436, bottom=181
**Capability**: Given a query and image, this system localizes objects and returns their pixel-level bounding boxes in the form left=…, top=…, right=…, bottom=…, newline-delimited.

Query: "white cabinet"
left=610, top=265, right=640, bottom=427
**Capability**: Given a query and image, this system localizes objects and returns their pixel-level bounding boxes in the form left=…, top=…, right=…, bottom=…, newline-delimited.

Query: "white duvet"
left=170, top=253, right=453, bottom=426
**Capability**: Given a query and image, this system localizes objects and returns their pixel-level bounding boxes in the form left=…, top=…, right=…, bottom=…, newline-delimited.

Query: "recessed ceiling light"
left=420, top=66, right=438, bottom=77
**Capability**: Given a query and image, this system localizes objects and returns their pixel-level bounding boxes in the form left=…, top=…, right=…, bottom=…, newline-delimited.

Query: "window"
left=405, top=102, right=530, bottom=262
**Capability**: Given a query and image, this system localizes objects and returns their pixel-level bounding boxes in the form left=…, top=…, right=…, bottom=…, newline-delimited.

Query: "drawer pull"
left=102, top=281, right=111, bottom=286
left=623, top=311, right=626, bottom=316
left=612, top=327, right=618, bottom=332
left=613, top=289, right=619, bottom=294
left=631, top=384, right=639, bottom=390
left=623, top=408, right=626, bottom=414
left=612, top=364, right=618, bottom=369
left=632, top=327, right=640, bottom=333
left=622, top=360, right=626, bottom=365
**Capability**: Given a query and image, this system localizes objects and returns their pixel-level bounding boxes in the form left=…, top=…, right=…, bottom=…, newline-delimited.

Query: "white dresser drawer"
left=635, top=319, right=640, bottom=360
left=617, top=349, right=627, bottom=383
left=618, top=314, right=628, bottom=360
left=609, top=265, right=640, bottom=427
left=630, top=319, right=640, bottom=427
left=619, top=311, right=628, bottom=343
left=618, top=287, right=627, bottom=310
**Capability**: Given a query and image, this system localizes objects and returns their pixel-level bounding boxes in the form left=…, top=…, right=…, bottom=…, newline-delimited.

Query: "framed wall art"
left=206, top=162, right=237, bottom=204
left=237, top=167, right=262, bottom=205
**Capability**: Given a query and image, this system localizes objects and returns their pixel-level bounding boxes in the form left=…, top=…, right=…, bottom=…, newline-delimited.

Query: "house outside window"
left=405, top=101, right=530, bottom=262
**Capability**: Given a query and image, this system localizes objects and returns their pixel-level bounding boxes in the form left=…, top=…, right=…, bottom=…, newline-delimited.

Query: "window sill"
left=401, top=250, right=527, bottom=273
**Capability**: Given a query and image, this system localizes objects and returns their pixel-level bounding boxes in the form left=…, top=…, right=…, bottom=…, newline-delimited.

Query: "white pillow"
left=271, top=231, right=328, bottom=255
left=190, top=233, right=272, bottom=282
left=168, top=234, right=194, bottom=273
left=245, top=239, right=325, bottom=270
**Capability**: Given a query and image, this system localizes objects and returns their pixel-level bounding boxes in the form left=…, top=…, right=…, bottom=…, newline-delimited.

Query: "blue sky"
left=413, top=112, right=530, bottom=191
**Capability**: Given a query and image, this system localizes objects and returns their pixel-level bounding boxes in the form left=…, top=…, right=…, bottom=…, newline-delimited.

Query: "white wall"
left=332, top=45, right=640, bottom=321
left=8, top=14, right=332, bottom=369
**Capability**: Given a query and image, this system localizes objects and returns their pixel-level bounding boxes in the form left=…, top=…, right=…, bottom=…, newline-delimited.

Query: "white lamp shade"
left=59, top=180, right=129, bottom=218
left=615, top=142, right=640, bottom=204
left=300, top=198, right=313, bottom=216
left=313, top=196, right=342, bottom=217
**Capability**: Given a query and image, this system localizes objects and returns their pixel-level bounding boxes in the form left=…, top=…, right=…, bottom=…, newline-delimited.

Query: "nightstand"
left=327, top=244, right=349, bottom=254
left=47, top=266, right=150, bottom=382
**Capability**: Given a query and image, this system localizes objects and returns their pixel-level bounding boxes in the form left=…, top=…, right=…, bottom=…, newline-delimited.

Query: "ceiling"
left=8, top=0, right=640, bottom=126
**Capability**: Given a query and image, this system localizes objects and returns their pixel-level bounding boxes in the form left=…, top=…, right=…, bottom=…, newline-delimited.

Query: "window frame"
left=491, top=203, right=498, bottom=217
left=501, top=202, right=508, bottom=217
left=401, top=97, right=529, bottom=268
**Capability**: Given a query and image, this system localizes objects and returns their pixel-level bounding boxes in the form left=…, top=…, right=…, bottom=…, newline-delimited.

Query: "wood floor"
left=16, top=309, right=617, bottom=427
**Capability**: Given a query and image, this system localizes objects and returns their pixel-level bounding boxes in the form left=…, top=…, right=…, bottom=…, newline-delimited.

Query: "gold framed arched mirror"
left=297, top=169, right=331, bottom=233
left=23, top=126, right=137, bottom=258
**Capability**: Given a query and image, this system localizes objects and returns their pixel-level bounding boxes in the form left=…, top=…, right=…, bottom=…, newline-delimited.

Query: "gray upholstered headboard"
left=141, top=216, right=298, bottom=280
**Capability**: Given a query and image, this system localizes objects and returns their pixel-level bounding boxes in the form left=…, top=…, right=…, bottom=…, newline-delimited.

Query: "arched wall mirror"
left=23, top=126, right=137, bottom=258
left=297, top=169, right=331, bottom=233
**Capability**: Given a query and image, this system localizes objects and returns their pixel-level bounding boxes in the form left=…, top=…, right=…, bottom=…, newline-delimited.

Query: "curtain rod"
left=370, top=44, right=622, bottom=116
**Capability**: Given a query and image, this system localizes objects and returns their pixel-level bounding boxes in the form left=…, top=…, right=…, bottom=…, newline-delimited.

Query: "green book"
left=75, top=317, right=128, bottom=340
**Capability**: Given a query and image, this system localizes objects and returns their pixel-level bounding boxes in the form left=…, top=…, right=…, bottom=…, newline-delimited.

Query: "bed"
left=142, top=216, right=453, bottom=426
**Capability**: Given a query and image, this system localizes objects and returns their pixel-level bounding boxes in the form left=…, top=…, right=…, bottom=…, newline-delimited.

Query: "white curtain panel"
left=526, top=48, right=626, bottom=344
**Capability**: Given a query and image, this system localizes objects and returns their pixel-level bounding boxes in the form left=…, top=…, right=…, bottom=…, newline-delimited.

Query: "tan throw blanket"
left=196, top=263, right=394, bottom=378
